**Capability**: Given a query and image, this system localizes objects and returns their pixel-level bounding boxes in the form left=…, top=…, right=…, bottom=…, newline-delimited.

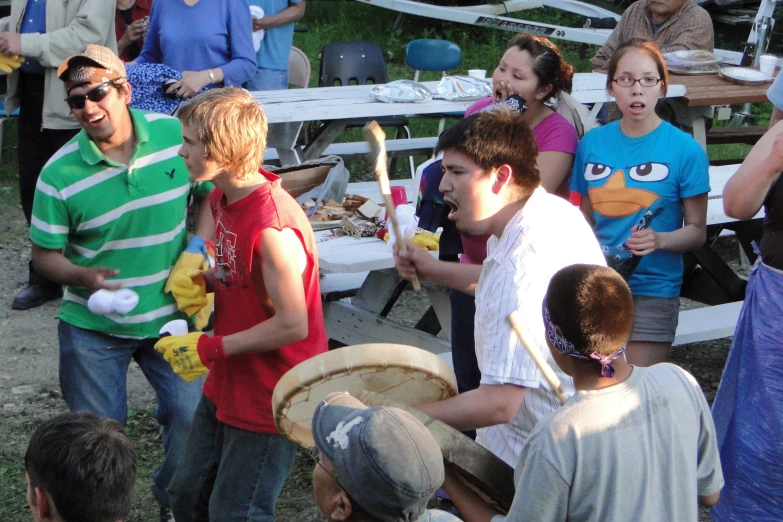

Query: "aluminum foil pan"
left=370, top=80, right=432, bottom=103
left=433, top=76, right=492, bottom=101
left=663, top=50, right=723, bottom=67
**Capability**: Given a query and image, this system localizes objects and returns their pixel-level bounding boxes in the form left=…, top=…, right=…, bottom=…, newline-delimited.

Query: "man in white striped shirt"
left=28, top=45, right=212, bottom=520
left=396, top=109, right=605, bottom=467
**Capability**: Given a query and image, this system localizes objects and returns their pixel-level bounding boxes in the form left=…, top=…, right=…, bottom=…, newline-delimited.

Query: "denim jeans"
left=168, top=396, right=297, bottom=522
left=245, top=67, right=289, bottom=91
left=58, top=321, right=204, bottom=507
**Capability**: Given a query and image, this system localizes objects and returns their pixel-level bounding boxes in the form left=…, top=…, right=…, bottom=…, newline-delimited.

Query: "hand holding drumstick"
left=364, top=121, right=421, bottom=291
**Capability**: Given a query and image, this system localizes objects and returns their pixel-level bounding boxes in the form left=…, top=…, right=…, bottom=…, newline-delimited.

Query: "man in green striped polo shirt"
left=28, top=45, right=211, bottom=520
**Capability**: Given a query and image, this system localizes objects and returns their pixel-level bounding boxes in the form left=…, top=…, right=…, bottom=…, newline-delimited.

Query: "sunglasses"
left=65, top=80, right=124, bottom=110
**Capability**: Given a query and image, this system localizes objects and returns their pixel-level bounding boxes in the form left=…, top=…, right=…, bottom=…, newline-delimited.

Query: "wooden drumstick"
left=363, top=121, right=421, bottom=291
left=507, top=311, right=569, bottom=405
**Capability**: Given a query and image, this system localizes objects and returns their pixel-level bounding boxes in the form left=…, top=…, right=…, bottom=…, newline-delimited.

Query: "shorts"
left=630, top=295, right=680, bottom=344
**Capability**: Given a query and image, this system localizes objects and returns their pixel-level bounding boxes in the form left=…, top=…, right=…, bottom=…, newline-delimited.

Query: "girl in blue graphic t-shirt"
left=570, top=39, right=710, bottom=367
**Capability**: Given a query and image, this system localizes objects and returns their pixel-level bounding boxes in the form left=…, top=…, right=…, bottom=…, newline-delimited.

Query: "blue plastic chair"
left=405, top=39, right=463, bottom=134
left=406, top=39, right=462, bottom=82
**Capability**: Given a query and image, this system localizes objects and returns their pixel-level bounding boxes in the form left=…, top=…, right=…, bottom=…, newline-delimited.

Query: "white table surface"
left=250, top=74, right=687, bottom=124
left=316, top=164, right=753, bottom=275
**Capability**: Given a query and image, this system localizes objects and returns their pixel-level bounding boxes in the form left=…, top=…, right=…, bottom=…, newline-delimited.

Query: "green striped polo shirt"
left=30, top=109, right=211, bottom=338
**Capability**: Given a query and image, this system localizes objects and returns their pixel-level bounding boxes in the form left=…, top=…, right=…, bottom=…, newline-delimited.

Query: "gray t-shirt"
left=495, top=364, right=723, bottom=522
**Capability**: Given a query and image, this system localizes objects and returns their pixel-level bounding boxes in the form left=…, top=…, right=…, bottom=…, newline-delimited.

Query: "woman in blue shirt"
left=137, top=0, right=256, bottom=98
left=571, top=39, right=710, bottom=367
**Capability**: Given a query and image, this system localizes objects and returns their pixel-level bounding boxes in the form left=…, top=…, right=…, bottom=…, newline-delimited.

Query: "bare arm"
left=442, top=468, right=499, bottom=522
left=253, top=1, right=306, bottom=31
left=32, top=245, right=121, bottom=293
left=394, top=241, right=481, bottom=295
left=579, top=195, right=596, bottom=227
left=192, top=193, right=215, bottom=241
left=221, top=228, right=309, bottom=356
left=537, top=151, right=573, bottom=194
left=699, top=492, right=720, bottom=508
left=117, top=18, right=145, bottom=58
left=626, top=194, right=708, bottom=255
left=416, top=383, right=526, bottom=431
left=770, top=107, right=783, bottom=129
left=723, top=123, right=783, bottom=220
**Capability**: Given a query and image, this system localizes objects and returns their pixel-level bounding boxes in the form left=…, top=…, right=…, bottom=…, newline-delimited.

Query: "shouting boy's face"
left=179, top=124, right=220, bottom=182
left=439, top=150, right=509, bottom=237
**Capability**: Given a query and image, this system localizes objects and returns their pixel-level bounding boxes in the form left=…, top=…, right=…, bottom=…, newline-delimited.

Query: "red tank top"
left=204, top=170, right=327, bottom=433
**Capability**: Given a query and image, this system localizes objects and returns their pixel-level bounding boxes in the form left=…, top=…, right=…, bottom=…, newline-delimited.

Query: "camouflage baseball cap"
left=57, top=44, right=126, bottom=86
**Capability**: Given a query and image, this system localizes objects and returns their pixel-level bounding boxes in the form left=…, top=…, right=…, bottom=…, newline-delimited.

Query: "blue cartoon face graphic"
left=585, top=162, right=670, bottom=218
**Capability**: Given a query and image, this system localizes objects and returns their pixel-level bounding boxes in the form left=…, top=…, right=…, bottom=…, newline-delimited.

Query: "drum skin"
left=272, top=343, right=458, bottom=449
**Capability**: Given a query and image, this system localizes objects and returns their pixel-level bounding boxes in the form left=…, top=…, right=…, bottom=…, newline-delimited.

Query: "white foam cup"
left=759, top=54, right=778, bottom=78
left=468, top=69, right=487, bottom=79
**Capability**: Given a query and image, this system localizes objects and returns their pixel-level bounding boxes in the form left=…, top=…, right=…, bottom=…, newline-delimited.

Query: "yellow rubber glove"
left=171, top=268, right=208, bottom=316
left=0, top=54, right=23, bottom=74
left=165, top=237, right=212, bottom=293
left=154, top=333, right=225, bottom=382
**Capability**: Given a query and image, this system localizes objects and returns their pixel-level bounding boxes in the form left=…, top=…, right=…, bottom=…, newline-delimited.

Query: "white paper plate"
left=719, top=67, right=772, bottom=85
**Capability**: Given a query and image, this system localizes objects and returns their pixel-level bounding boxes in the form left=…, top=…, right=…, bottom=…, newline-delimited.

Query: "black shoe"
left=11, top=283, right=62, bottom=310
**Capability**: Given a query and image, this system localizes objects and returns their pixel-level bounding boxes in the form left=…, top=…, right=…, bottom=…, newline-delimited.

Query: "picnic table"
left=317, top=165, right=753, bottom=353
left=251, top=74, right=686, bottom=166
left=670, top=71, right=776, bottom=150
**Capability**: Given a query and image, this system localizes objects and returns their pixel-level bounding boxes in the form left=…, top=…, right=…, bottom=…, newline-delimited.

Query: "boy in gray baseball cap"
left=311, top=392, right=459, bottom=522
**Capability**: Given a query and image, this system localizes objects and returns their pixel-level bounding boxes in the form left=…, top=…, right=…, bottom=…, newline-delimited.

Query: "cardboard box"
left=274, top=163, right=332, bottom=199
left=269, top=156, right=349, bottom=205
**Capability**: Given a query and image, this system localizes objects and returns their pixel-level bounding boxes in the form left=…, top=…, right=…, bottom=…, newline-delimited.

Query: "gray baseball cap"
left=312, top=392, right=444, bottom=522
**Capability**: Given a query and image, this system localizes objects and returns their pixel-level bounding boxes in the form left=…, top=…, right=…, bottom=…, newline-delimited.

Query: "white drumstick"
left=363, top=121, right=422, bottom=291
left=507, top=311, right=569, bottom=405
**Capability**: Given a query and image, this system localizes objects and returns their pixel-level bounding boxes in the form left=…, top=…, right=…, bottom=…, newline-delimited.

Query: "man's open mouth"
left=445, top=199, right=458, bottom=219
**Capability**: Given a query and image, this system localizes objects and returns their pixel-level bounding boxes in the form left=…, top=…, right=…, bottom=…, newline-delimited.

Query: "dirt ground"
left=0, top=190, right=734, bottom=520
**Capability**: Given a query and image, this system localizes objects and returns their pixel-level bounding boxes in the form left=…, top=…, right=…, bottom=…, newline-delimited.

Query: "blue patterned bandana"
left=542, top=303, right=625, bottom=378
left=479, top=94, right=528, bottom=114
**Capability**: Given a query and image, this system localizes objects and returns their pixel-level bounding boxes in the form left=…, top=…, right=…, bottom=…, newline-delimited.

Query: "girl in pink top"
left=461, top=34, right=580, bottom=263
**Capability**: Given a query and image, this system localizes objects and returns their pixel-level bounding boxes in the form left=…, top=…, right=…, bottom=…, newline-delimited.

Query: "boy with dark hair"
left=443, top=264, right=724, bottom=522
left=396, top=109, right=605, bottom=467
left=25, top=411, right=137, bottom=522
left=154, top=87, right=327, bottom=521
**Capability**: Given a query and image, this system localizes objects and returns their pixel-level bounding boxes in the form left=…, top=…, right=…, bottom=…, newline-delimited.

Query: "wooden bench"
left=435, top=301, right=744, bottom=369
left=706, top=125, right=766, bottom=146
left=264, top=137, right=439, bottom=162
left=672, top=301, right=743, bottom=346
left=320, top=272, right=370, bottom=301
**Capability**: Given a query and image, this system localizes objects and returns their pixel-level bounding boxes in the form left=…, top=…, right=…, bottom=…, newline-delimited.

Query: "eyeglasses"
left=612, top=77, right=662, bottom=88
left=310, top=446, right=336, bottom=480
left=64, top=80, right=124, bottom=110
left=310, top=446, right=364, bottom=513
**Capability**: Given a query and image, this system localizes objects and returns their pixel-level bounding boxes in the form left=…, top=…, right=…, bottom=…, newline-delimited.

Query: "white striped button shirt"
left=474, top=187, right=606, bottom=467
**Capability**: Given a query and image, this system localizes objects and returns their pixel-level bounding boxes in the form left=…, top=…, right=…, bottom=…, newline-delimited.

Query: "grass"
left=0, top=1, right=774, bottom=520
left=0, top=118, right=22, bottom=246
